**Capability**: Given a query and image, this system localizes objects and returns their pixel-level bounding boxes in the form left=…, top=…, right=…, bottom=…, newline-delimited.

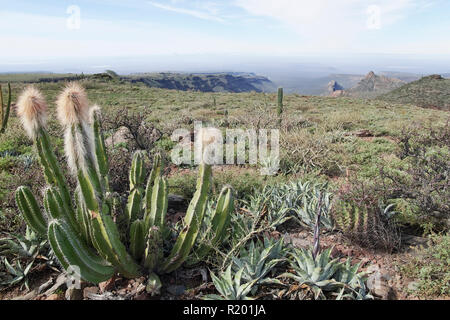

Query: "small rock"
left=65, top=288, right=83, bottom=300
left=99, top=277, right=116, bottom=293
left=83, top=287, right=99, bottom=299
left=168, top=194, right=186, bottom=211
left=46, top=294, right=62, bottom=300
left=342, top=248, right=353, bottom=256
left=136, top=277, right=146, bottom=284
left=367, top=272, right=396, bottom=300
left=134, top=292, right=150, bottom=300
left=408, top=281, right=419, bottom=291
left=105, top=126, right=131, bottom=147
left=167, top=285, right=186, bottom=296
left=117, top=288, right=128, bottom=295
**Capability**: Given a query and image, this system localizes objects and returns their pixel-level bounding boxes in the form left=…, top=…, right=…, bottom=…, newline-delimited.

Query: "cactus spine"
left=0, top=83, right=11, bottom=134
left=15, top=83, right=234, bottom=286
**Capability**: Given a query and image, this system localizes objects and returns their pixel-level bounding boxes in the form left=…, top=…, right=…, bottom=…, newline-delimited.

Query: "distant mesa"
left=425, top=74, right=444, bottom=80
left=126, top=72, right=277, bottom=93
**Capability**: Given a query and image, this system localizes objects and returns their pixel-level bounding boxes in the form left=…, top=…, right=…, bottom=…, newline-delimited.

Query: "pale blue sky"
left=0, top=0, right=449, bottom=68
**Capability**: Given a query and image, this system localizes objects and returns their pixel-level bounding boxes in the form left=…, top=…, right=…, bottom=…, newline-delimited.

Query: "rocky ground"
left=0, top=226, right=436, bottom=301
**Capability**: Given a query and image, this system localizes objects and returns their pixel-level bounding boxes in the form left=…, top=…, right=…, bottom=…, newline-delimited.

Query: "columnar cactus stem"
left=0, top=83, right=11, bottom=133
left=144, top=226, right=163, bottom=271
left=44, top=187, right=66, bottom=220
left=130, top=219, right=146, bottom=261
left=144, top=153, right=162, bottom=215
left=89, top=203, right=141, bottom=278
left=129, top=151, right=146, bottom=191
left=126, top=151, right=146, bottom=226
left=188, top=186, right=234, bottom=264
left=277, top=87, right=283, bottom=125
left=48, top=220, right=115, bottom=284
left=144, top=175, right=168, bottom=231
left=161, top=163, right=212, bottom=273
left=91, top=106, right=110, bottom=190
left=15, top=186, right=47, bottom=236
left=75, top=186, right=92, bottom=244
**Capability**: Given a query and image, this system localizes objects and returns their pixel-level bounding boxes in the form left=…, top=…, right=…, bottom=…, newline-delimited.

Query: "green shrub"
left=400, top=233, right=450, bottom=298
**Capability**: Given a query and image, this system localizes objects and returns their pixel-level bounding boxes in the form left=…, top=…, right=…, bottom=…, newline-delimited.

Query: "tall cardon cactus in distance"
left=14, top=83, right=235, bottom=287
left=277, top=87, right=283, bottom=126
left=0, top=82, right=12, bottom=134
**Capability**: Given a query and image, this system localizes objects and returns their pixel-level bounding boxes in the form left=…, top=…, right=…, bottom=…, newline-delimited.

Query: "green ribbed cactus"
left=277, top=87, right=283, bottom=126
left=277, top=87, right=283, bottom=115
left=187, top=186, right=234, bottom=266
left=14, top=83, right=234, bottom=287
left=0, top=82, right=12, bottom=134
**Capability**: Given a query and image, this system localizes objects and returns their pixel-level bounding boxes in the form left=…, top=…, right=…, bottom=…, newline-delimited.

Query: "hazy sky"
left=1, top=0, right=449, bottom=70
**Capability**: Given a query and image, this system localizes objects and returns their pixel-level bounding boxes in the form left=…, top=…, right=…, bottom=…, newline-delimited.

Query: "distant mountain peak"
left=327, top=80, right=344, bottom=92
left=365, top=71, right=376, bottom=79
left=345, top=71, right=405, bottom=98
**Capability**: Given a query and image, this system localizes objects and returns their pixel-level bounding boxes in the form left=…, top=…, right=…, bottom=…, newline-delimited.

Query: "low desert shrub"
left=399, top=233, right=450, bottom=298
left=382, top=123, right=450, bottom=231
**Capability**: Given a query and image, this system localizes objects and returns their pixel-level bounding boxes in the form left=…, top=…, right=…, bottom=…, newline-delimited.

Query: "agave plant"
left=14, top=83, right=234, bottom=287
left=0, top=227, right=47, bottom=260
left=333, top=259, right=373, bottom=300
left=244, top=186, right=291, bottom=230
left=245, top=181, right=334, bottom=231
left=0, top=258, right=34, bottom=291
left=280, top=247, right=342, bottom=299
left=204, top=265, right=257, bottom=300
left=280, top=247, right=372, bottom=300
left=232, top=237, right=287, bottom=291
left=293, top=187, right=333, bottom=230
left=278, top=181, right=334, bottom=230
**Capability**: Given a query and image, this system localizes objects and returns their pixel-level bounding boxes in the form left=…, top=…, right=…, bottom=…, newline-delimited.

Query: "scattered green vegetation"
left=379, top=75, right=450, bottom=111
left=0, top=74, right=448, bottom=300
left=400, top=233, right=450, bottom=298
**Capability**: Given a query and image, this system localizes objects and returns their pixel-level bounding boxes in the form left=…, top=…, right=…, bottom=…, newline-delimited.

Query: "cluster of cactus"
left=333, top=201, right=399, bottom=250
left=334, top=202, right=370, bottom=235
left=14, top=83, right=234, bottom=285
left=0, top=82, right=12, bottom=134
